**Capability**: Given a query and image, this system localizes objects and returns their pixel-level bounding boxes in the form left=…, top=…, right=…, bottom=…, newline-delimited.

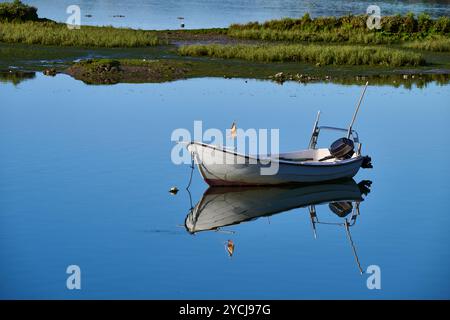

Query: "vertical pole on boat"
left=314, top=110, right=321, bottom=128
left=344, top=219, right=363, bottom=275
left=308, top=111, right=321, bottom=149
left=347, top=81, right=369, bottom=139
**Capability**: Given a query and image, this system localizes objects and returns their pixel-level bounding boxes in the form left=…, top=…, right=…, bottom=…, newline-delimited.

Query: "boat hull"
left=187, top=142, right=364, bottom=186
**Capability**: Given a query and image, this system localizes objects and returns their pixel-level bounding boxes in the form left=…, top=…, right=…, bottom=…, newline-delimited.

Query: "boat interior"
left=276, top=148, right=358, bottom=163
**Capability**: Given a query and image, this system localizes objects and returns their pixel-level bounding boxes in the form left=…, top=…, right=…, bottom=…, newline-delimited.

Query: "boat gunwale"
left=188, top=141, right=364, bottom=168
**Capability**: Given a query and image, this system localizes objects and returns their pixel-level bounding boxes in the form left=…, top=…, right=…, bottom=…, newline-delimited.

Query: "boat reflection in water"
left=185, top=179, right=372, bottom=273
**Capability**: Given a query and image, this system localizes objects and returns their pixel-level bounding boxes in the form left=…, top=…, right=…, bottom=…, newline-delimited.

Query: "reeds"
left=228, top=13, right=450, bottom=48
left=227, top=28, right=395, bottom=44
left=178, top=44, right=425, bottom=67
left=402, top=36, right=450, bottom=52
left=0, top=21, right=163, bottom=47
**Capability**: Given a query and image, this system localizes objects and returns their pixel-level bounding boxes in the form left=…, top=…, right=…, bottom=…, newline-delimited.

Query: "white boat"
left=185, top=179, right=370, bottom=234
left=187, top=137, right=367, bottom=186
left=186, top=82, right=372, bottom=186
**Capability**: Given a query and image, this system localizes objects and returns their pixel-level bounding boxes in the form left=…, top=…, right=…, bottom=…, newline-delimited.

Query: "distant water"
left=2, top=0, right=450, bottom=300
left=1, top=74, right=449, bottom=298
left=22, top=0, right=450, bottom=29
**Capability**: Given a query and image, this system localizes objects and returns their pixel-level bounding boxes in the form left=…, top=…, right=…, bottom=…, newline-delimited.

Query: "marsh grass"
left=76, top=58, right=163, bottom=70
left=402, top=36, right=450, bottom=52
left=227, top=28, right=395, bottom=44
left=0, top=21, right=164, bottom=47
left=228, top=13, right=450, bottom=48
left=178, top=44, right=425, bottom=67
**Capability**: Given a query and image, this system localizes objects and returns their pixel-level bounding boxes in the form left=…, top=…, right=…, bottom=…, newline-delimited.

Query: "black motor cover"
left=361, top=155, right=373, bottom=168
left=329, top=201, right=353, bottom=217
left=329, top=137, right=355, bottom=159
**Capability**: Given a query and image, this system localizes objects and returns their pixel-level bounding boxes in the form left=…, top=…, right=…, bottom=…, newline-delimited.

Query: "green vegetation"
left=0, top=1, right=163, bottom=47
left=178, top=43, right=425, bottom=67
left=0, top=2, right=448, bottom=84
left=74, top=58, right=164, bottom=70
left=1, top=2, right=449, bottom=53
left=228, top=13, right=450, bottom=47
left=0, top=20, right=164, bottom=47
left=0, top=0, right=38, bottom=22
left=0, top=1, right=224, bottom=48
left=402, top=36, right=450, bottom=52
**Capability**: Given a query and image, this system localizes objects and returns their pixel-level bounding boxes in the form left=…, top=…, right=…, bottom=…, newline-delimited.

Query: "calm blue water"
left=1, top=74, right=449, bottom=298
left=21, top=0, right=450, bottom=29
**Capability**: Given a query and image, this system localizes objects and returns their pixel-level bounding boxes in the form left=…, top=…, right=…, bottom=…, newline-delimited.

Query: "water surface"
left=1, top=75, right=449, bottom=298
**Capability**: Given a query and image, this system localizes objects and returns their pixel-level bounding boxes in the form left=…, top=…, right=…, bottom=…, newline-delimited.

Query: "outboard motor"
left=329, top=201, right=353, bottom=218
left=329, top=137, right=355, bottom=159
left=319, top=137, right=355, bottom=161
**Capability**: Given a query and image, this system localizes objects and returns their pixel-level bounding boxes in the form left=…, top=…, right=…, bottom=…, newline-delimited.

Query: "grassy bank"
left=228, top=13, right=450, bottom=48
left=66, top=59, right=192, bottom=84
left=1, top=1, right=449, bottom=52
left=178, top=43, right=425, bottom=67
left=0, top=21, right=164, bottom=47
left=0, top=1, right=447, bottom=80
left=402, top=36, right=450, bottom=52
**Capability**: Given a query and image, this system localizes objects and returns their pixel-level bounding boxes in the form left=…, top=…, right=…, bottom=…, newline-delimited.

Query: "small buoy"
left=180, top=23, right=185, bottom=28
left=169, top=186, right=179, bottom=195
